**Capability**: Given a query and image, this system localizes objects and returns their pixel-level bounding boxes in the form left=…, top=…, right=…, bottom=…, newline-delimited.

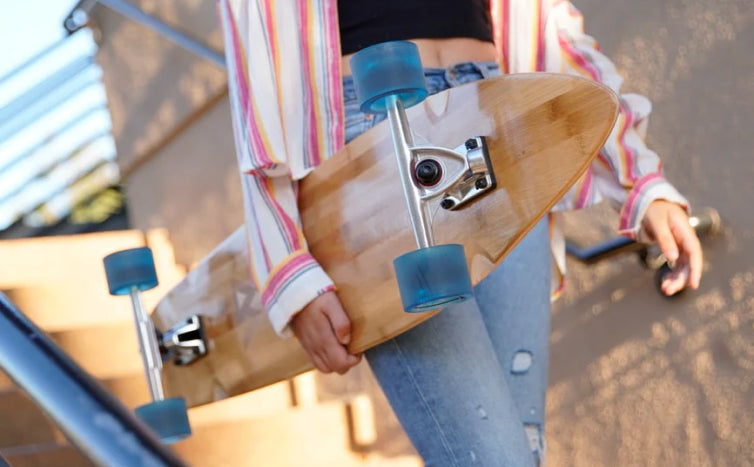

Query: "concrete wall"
left=91, top=0, right=240, bottom=268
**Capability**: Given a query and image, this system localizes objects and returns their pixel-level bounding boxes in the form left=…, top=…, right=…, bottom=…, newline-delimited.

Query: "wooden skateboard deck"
left=152, top=73, right=619, bottom=408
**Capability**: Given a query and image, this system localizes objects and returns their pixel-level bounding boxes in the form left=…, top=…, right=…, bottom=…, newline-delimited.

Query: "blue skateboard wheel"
left=350, top=41, right=428, bottom=114
left=103, top=247, right=158, bottom=296
left=394, top=244, right=473, bottom=312
left=135, top=398, right=191, bottom=444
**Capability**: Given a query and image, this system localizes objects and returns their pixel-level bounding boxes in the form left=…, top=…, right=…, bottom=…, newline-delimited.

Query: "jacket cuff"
left=618, top=172, right=689, bottom=239
left=262, top=250, right=336, bottom=337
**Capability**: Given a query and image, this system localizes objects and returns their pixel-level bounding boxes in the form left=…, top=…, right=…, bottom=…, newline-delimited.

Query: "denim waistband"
left=343, top=61, right=501, bottom=100
left=424, top=61, right=501, bottom=84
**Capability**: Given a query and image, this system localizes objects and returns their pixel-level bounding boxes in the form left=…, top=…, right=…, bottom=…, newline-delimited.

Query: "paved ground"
left=546, top=1, right=754, bottom=465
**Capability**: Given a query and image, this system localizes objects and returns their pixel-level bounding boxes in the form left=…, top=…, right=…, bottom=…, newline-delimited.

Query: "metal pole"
left=96, top=0, right=226, bottom=69
left=0, top=293, right=185, bottom=467
left=129, top=287, right=165, bottom=402
left=386, top=95, right=434, bottom=249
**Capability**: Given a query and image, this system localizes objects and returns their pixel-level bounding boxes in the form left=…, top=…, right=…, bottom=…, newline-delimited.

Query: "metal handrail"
left=64, top=0, right=226, bottom=69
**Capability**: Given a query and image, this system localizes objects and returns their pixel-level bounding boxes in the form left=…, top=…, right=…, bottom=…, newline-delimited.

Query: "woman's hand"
left=640, top=200, right=703, bottom=296
left=290, top=291, right=362, bottom=374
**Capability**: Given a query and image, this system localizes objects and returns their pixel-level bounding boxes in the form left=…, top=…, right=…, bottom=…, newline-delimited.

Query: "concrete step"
left=0, top=391, right=60, bottom=448
left=1, top=380, right=417, bottom=466
left=0, top=230, right=145, bottom=289
left=1, top=229, right=184, bottom=332
left=0, top=374, right=294, bottom=448
left=0, top=375, right=150, bottom=449
left=174, top=400, right=420, bottom=467
left=48, top=323, right=143, bottom=380
left=1, top=443, right=94, bottom=467
left=0, top=372, right=11, bottom=392
left=187, top=380, right=293, bottom=424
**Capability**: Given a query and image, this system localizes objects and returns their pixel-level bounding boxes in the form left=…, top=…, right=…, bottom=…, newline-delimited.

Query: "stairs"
left=0, top=230, right=419, bottom=466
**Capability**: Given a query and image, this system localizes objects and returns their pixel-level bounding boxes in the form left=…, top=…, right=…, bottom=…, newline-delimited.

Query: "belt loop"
left=444, top=64, right=460, bottom=87
left=476, top=61, right=500, bottom=79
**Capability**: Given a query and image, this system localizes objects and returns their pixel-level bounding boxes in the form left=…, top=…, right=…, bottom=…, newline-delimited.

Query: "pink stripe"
left=262, top=253, right=316, bottom=306
left=575, top=168, right=593, bottom=209
left=323, top=0, right=344, bottom=151
left=489, top=0, right=508, bottom=72
left=619, top=173, right=663, bottom=229
left=558, top=34, right=600, bottom=81
left=257, top=176, right=302, bottom=251
left=536, top=0, right=546, bottom=71
left=261, top=1, right=276, bottom=65
left=502, top=0, right=509, bottom=70
left=225, top=1, right=273, bottom=168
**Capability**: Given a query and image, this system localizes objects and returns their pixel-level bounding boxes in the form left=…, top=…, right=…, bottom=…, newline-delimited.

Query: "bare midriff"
left=340, top=37, right=498, bottom=76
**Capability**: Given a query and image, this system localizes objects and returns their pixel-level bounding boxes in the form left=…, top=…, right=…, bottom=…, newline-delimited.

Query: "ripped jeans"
left=344, top=62, right=550, bottom=466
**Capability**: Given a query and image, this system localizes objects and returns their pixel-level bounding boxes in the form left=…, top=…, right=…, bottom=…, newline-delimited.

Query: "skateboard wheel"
left=103, top=247, right=158, bottom=296
left=394, top=244, right=473, bottom=312
left=655, top=262, right=685, bottom=299
left=135, top=397, right=191, bottom=444
left=350, top=41, right=428, bottom=114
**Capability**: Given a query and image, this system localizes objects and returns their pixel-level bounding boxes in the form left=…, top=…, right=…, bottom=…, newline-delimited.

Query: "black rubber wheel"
left=655, top=263, right=685, bottom=299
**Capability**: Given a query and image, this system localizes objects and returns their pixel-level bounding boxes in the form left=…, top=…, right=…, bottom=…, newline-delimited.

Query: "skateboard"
left=103, top=42, right=619, bottom=442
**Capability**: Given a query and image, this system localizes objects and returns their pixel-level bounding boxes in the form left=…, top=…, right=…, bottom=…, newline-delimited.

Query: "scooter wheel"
left=655, top=262, right=685, bottom=299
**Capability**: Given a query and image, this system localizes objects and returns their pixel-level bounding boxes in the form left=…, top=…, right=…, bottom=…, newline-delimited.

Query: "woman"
left=217, top=1, right=702, bottom=464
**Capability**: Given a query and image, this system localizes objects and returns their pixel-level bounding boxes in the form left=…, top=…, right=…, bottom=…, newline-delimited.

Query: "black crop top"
left=338, top=0, right=493, bottom=56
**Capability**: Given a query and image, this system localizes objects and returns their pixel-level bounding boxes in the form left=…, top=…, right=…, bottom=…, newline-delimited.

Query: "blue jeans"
left=343, top=62, right=551, bottom=466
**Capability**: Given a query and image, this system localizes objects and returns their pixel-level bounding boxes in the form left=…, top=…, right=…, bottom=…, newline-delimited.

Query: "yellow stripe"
left=266, top=0, right=287, bottom=155
left=530, top=0, right=540, bottom=71
left=261, top=249, right=308, bottom=292
left=615, top=111, right=631, bottom=184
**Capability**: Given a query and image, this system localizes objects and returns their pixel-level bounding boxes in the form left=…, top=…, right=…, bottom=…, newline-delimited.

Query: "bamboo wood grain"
left=154, top=74, right=619, bottom=407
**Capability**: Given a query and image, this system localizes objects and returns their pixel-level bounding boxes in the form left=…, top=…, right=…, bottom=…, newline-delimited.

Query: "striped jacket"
left=217, top=0, right=688, bottom=336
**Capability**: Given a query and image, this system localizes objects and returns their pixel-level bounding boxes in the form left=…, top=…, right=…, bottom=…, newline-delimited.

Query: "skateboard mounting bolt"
left=465, top=138, right=478, bottom=150
left=415, top=159, right=442, bottom=186
left=440, top=199, right=455, bottom=210
left=475, top=178, right=488, bottom=190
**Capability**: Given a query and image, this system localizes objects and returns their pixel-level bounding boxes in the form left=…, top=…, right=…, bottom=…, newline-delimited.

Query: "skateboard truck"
left=103, top=247, right=192, bottom=443
left=436, top=137, right=497, bottom=211
left=351, top=41, right=494, bottom=312
left=381, top=96, right=497, bottom=247
left=158, top=315, right=207, bottom=366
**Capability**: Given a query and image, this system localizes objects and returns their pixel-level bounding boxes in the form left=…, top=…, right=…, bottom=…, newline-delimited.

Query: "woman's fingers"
left=291, top=292, right=362, bottom=374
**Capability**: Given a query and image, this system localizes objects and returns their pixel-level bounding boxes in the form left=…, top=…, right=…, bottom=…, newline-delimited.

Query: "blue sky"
left=1, top=1, right=78, bottom=78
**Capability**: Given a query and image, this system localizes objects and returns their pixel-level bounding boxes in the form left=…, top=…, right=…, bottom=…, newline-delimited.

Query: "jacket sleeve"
left=218, top=0, right=342, bottom=336
left=236, top=174, right=335, bottom=336
left=547, top=0, right=689, bottom=238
